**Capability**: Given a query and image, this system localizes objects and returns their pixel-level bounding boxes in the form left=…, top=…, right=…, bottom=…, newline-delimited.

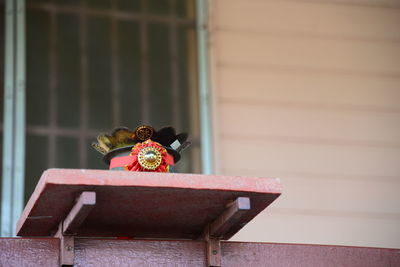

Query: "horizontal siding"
left=231, top=208, right=400, bottom=249
left=220, top=140, right=400, bottom=177
left=218, top=68, right=400, bottom=111
left=220, top=103, right=400, bottom=146
left=215, top=32, right=400, bottom=74
left=279, top=177, right=400, bottom=215
left=220, top=170, right=400, bottom=215
left=210, top=0, right=400, bottom=248
left=213, top=0, right=400, bottom=41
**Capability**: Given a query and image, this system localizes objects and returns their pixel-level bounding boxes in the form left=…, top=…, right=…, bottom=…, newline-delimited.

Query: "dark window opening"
left=25, top=0, right=200, bottom=203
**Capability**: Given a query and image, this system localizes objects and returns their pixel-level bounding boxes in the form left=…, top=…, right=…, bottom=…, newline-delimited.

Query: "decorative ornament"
left=134, top=125, right=154, bottom=141
left=126, top=140, right=170, bottom=172
left=137, top=146, right=162, bottom=170
left=92, top=124, right=191, bottom=172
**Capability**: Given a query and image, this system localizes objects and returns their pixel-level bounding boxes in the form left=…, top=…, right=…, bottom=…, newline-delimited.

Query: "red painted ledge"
left=17, top=169, right=281, bottom=239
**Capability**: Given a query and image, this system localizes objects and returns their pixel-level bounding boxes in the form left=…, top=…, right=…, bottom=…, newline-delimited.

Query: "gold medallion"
left=137, top=146, right=162, bottom=170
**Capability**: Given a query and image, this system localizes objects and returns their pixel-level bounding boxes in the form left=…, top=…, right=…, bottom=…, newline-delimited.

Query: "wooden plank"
left=217, top=67, right=400, bottom=111
left=201, top=197, right=251, bottom=266
left=202, top=225, right=222, bottom=267
left=218, top=102, right=400, bottom=145
left=17, top=169, right=281, bottom=238
left=58, top=231, right=74, bottom=266
left=0, top=238, right=399, bottom=266
left=230, top=209, right=400, bottom=249
left=53, top=191, right=96, bottom=266
left=221, top=241, right=400, bottom=267
left=62, top=191, right=96, bottom=235
left=207, top=238, right=221, bottom=267
left=224, top=168, right=399, bottom=184
left=209, top=197, right=251, bottom=238
left=0, top=238, right=59, bottom=267
left=220, top=139, right=400, bottom=177
left=222, top=170, right=400, bottom=215
left=279, top=177, right=400, bottom=215
left=214, top=31, right=400, bottom=74
left=213, top=0, right=400, bottom=41
left=74, top=239, right=206, bottom=266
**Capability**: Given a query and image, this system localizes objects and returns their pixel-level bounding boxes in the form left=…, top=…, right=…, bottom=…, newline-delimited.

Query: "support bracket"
left=55, top=191, right=96, bottom=266
left=202, top=197, right=251, bottom=267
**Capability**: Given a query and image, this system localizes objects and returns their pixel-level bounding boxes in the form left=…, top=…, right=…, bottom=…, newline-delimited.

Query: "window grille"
left=24, top=0, right=200, bottom=202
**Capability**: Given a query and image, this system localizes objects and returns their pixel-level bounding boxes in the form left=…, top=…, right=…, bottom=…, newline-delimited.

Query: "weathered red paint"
left=1, top=238, right=399, bottom=267
left=0, top=238, right=59, bottom=266
left=221, top=242, right=400, bottom=267
left=73, top=239, right=206, bottom=267
left=17, top=169, right=281, bottom=239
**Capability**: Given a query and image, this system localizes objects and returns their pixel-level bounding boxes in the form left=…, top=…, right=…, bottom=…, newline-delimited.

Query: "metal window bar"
left=110, top=1, right=121, bottom=127
left=48, top=9, right=57, bottom=167
left=139, top=0, right=150, bottom=123
left=26, top=3, right=194, bottom=25
left=169, top=0, right=181, bottom=130
left=79, top=2, right=89, bottom=168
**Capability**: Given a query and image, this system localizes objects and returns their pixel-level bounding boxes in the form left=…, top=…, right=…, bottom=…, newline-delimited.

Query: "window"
left=25, top=0, right=200, bottom=201
left=1, top=0, right=202, bottom=236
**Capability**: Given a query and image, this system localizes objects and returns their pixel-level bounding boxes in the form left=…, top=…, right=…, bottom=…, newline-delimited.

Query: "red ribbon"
left=110, top=153, right=174, bottom=170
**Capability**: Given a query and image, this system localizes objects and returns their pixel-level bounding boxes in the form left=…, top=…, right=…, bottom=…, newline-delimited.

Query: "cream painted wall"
left=209, top=0, right=400, bottom=248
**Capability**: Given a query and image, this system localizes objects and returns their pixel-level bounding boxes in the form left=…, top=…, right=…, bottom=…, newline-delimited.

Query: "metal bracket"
left=202, top=197, right=251, bottom=267
left=55, top=191, right=96, bottom=266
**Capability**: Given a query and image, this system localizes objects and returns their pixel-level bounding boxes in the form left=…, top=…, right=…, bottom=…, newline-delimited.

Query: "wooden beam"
left=62, top=191, right=96, bottom=235
left=201, top=197, right=251, bottom=266
left=58, top=230, right=74, bottom=267
left=209, top=197, right=250, bottom=238
left=203, top=225, right=222, bottom=267
left=55, top=191, right=96, bottom=266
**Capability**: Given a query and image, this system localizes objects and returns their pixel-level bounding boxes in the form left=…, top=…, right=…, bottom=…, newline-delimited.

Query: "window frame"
left=1, top=0, right=214, bottom=237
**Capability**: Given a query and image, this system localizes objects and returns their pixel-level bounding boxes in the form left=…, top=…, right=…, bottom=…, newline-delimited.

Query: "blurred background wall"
left=209, top=0, right=400, bottom=248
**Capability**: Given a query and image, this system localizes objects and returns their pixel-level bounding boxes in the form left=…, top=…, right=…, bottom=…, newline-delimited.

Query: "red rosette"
left=125, top=140, right=170, bottom=172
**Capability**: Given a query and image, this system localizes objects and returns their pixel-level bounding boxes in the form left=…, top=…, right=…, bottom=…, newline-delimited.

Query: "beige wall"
left=209, top=0, right=400, bottom=248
